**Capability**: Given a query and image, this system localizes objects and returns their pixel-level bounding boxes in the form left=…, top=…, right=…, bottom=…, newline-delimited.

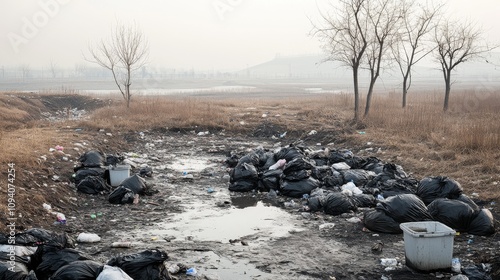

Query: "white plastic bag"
left=77, top=232, right=101, bottom=243
left=96, top=265, right=133, bottom=280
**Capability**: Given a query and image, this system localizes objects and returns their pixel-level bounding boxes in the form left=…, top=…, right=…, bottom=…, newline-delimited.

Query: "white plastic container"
left=400, top=221, right=456, bottom=271
left=109, top=165, right=130, bottom=186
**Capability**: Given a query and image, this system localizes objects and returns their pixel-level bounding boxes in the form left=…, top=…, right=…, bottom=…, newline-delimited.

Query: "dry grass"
left=1, top=88, right=499, bottom=212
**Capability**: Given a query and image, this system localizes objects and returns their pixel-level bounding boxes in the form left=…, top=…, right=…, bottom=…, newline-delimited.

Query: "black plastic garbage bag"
left=468, top=209, right=496, bottom=236
left=274, top=146, right=303, bottom=162
left=119, top=174, right=146, bottom=195
left=230, top=163, right=258, bottom=183
left=106, top=249, right=169, bottom=280
left=262, top=155, right=277, bottom=170
left=328, top=149, right=353, bottom=164
left=283, top=157, right=314, bottom=173
left=78, top=151, right=105, bottom=168
left=283, top=169, right=311, bottom=182
left=0, top=228, right=72, bottom=248
left=77, top=176, right=110, bottom=195
left=322, top=193, right=357, bottom=216
left=258, top=169, right=282, bottom=192
left=427, top=198, right=479, bottom=232
left=376, top=194, right=432, bottom=223
left=104, top=154, right=123, bottom=166
left=236, top=152, right=260, bottom=167
left=74, top=168, right=105, bottom=185
left=356, top=157, right=385, bottom=174
left=352, top=194, right=377, bottom=208
left=457, top=194, right=480, bottom=211
left=463, top=264, right=493, bottom=280
left=225, top=154, right=239, bottom=168
left=280, top=177, right=321, bottom=198
left=416, top=176, right=463, bottom=205
left=323, top=171, right=344, bottom=188
left=307, top=197, right=322, bottom=212
left=108, top=186, right=135, bottom=204
left=366, top=178, right=418, bottom=197
left=33, top=246, right=92, bottom=280
left=139, top=166, right=153, bottom=178
left=229, top=180, right=257, bottom=192
left=50, top=260, right=103, bottom=280
left=311, top=166, right=333, bottom=182
left=363, top=210, right=402, bottom=233
left=341, top=169, right=373, bottom=186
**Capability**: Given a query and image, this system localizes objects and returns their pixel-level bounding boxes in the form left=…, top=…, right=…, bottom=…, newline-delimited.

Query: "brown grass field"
left=0, top=88, right=499, bottom=231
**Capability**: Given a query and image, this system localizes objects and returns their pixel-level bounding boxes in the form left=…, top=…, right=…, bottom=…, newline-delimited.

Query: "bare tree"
left=312, top=0, right=368, bottom=121
left=434, top=19, right=493, bottom=112
left=87, top=23, right=149, bottom=107
left=363, top=0, right=404, bottom=117
left=392, top=1, right=441, bottom=108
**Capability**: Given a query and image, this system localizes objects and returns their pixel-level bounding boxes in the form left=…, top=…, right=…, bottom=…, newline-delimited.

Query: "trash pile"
left=73, top=150, right=157, bottom=205
left=0, top=228, right=171, bottom=280
left=226, top=143, right=496, bottom=236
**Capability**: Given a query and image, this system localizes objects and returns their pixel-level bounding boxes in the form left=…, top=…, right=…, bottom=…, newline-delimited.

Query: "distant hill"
left=238, top=53, right=500, bottom=90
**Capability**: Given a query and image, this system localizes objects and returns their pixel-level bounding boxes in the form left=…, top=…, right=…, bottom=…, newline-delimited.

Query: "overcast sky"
left=1, top=0, right=499, bottom=71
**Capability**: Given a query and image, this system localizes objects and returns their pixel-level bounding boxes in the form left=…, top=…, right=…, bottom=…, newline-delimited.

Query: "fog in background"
left=1, top=0, right=500, bottom=92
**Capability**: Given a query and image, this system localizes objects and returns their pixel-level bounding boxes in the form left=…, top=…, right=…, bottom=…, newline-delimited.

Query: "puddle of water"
left=190, top=251, right=271, bottom=280
left=123, top=201, right=302, bottom=243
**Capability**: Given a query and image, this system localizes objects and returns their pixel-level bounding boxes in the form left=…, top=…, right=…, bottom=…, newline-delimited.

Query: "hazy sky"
left=1, top=0, right=499, bottom=71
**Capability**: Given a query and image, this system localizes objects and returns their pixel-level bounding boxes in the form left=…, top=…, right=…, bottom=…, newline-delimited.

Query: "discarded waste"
left=77, top=233, right=101, bottom=243
left=380, top=258, right=398, bottom=267
left=186, top=267, right=197, bottom=276
left=452, top=258, right=462, bottom=273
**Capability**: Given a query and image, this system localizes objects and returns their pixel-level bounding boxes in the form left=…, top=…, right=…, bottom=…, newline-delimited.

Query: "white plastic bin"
left=109, top=165, right=130, bottom=187
left=400, top=221, right=456, bottom=271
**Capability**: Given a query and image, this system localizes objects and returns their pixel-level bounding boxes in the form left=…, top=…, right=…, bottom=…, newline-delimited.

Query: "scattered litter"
left=168, top=264, right=181, bottom=274
left=43, top=203, right=52, bottom=211
left=380, top=258, right=398, bottom=267
left=207, top=187, right=216, bottom=193
left=308, top=130, right=317, bottom=136
left=347, top=217, right=361, bottom=223
left=54, top=213, right=66, bottom=225
left=452, top=258, right=461, bottom=273
left=111, top=242, right=133, bottom=248
left=186, top=267, right=197, bottom=276
left=319, top=223, right=336, bottom=230
left=77, top=233, right=101, bottom=243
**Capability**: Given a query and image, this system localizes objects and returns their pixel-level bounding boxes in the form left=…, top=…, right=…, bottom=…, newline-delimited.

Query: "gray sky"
left=1, top=0, right=499, bottom=71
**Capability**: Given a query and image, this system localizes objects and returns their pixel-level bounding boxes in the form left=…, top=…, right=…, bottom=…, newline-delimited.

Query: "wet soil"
left=48, top=130, right=499, bottom=280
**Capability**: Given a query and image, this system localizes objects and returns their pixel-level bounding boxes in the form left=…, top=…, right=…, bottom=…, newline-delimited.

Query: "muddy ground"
left=41, top=128, right=500, bottom=280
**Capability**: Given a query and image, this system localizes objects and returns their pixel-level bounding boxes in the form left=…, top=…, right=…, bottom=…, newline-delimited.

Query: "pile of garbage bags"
left=0, top=228, right=170, bottom=280
left=73, top=150, right=156, bottom=205
left=226, top=143, right=496, bottom=236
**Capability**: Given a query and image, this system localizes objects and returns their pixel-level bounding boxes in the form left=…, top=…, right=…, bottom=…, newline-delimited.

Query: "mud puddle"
left=111, top=155, right=307, bottom=278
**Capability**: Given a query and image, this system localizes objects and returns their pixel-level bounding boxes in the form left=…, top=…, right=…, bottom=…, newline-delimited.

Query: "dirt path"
left=59, top=131, right=499, bottom=280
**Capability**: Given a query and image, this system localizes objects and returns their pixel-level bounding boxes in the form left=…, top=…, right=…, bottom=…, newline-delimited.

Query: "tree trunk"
left=443, top=70, right=451, bottom=112
left=402, top=76, right=408, bottom=108
left=353, top=66, right=360, bottom=122
left=364, top=79, right=375, bottom=118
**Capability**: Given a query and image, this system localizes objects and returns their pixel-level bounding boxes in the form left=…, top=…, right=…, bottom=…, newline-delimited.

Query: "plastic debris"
left=77, top=233, right=101, bottom=243
left=186, top=267, right=197, bottom=276
left=380, top=258, right=398, bottom=267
